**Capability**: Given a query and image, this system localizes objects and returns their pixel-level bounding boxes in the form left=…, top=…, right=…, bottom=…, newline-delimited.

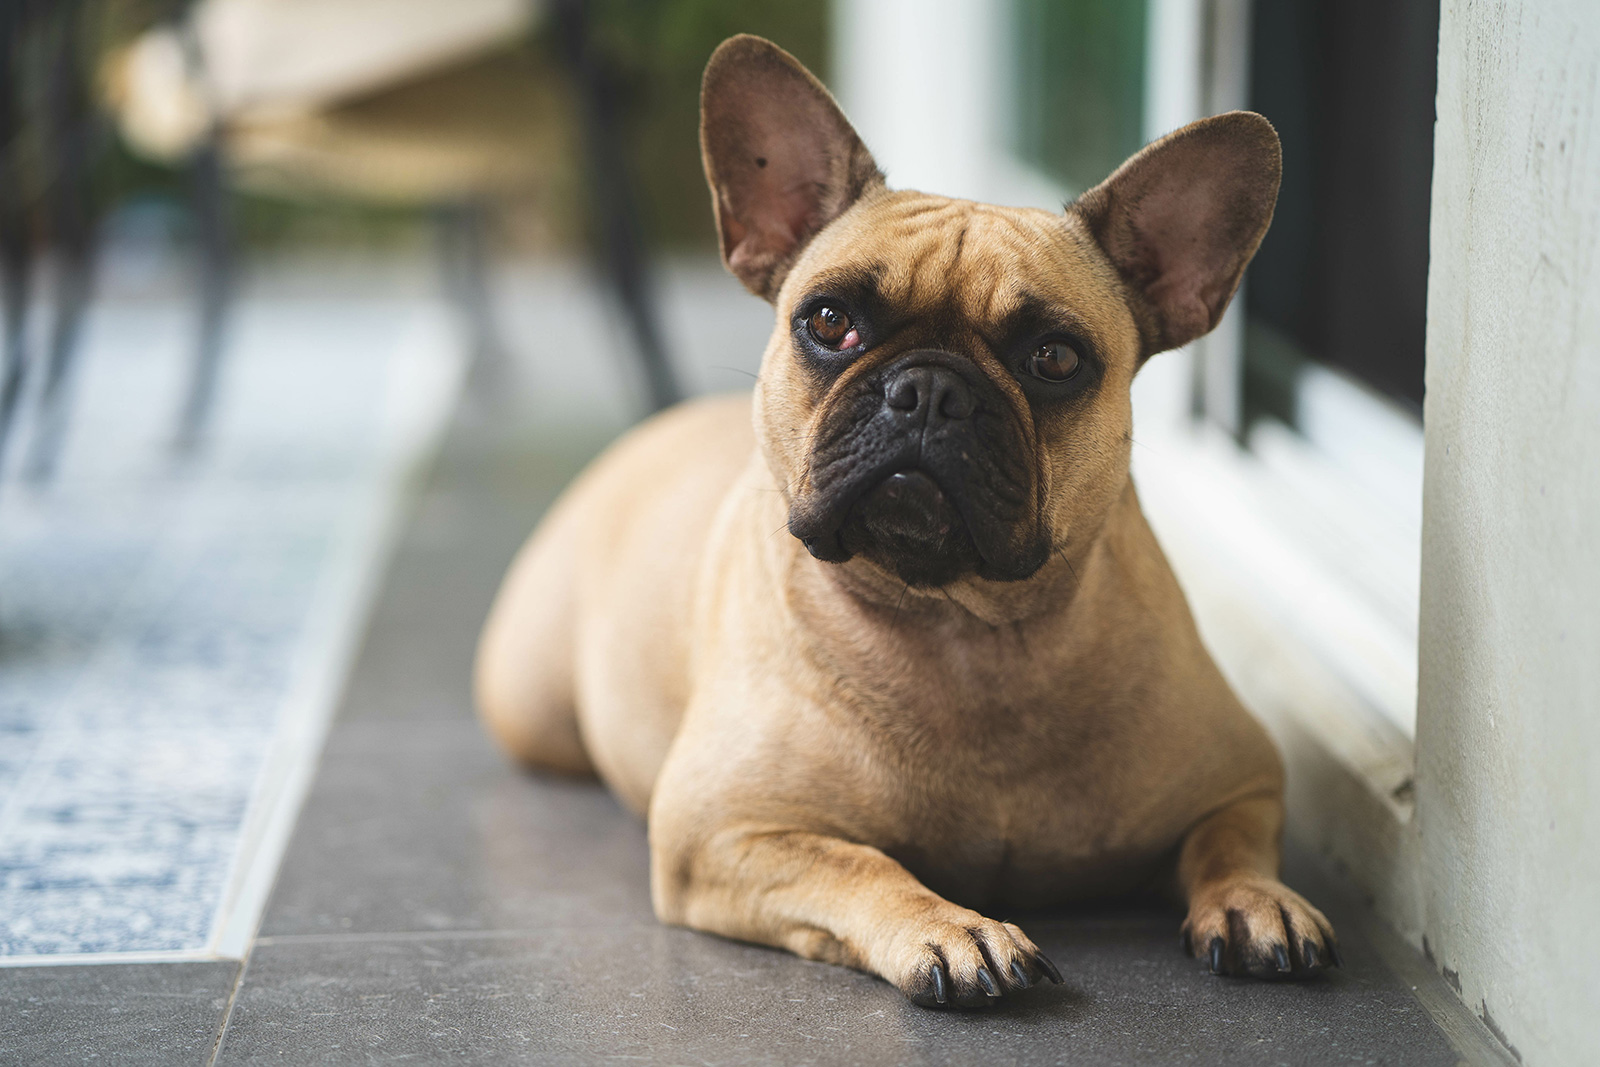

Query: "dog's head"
left=702, top=36, right=1279, bottom=590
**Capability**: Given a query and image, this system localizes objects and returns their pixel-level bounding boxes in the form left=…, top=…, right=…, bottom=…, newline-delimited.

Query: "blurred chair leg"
left=0, top=214, right=27, bottom=477
left=24, top=1, right=97, bottom=484
left=435, top=198, right=509, bottom=399
left=174, top=130, right=233, bottom=453
left=0, top=6, right=29, bottom=477
left=22, top=246, right=90, bottom=483
left=549, top=0, right=680, bottom=413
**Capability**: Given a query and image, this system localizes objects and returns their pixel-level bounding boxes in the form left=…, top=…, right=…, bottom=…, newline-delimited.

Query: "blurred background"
left=0, top=0, right=1434, bottom=966
left=0, top=0, right=1436, bottom=457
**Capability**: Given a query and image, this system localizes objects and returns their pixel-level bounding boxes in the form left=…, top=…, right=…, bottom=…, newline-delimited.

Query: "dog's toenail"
left=1010, top=960, right=1030, bottom=988
left=931, top=963, right=948, bottom=1005
left=1035, top=950, right=1063, bottom=984
left=1303, top=940, right=1320, bottom=968
left=1208, top=937, right=1226, bottom=974
left=1274, top=944, right=1291, bottom=972
left=977, top=966, right=1000, bottom=997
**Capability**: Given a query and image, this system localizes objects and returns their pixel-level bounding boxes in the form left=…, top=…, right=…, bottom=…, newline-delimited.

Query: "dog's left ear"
left=1072, top=111, right=1281, bottom=359
left=701, top=35, right=883, bottom=301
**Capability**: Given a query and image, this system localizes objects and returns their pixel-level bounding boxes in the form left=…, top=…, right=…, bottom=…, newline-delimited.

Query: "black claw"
left=931, top=963, right=948, bottom=1005
left=1327, top=940, right=1344, bottom=968
left=1034, top=950, right=1063, bottom=984
left=1180, top=927, right=1193, bottom=955
left=1009, top=960, right=1031, bottom=989
left=1274, top=943, right=1291, bottom=973
left=977, top=966, right=1000, bottom=998
left=1303, top=940, right=1320, bottom=969
left=1208, top=937, right=1226, bottom=975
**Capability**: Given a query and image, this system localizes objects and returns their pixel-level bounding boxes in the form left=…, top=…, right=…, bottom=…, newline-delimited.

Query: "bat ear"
left=700, top=35, right=883, bottom=301
left=1072, top=111, right=1282, bottom=359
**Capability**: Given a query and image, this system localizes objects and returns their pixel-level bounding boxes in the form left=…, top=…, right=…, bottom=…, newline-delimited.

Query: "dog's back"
left=474, top=391, right=755, bottom=813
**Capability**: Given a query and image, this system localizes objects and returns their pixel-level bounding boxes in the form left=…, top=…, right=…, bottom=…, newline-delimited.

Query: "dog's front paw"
left=881, top=908, right=1063, bottom=1009
left=1182, top=876, right=1341, bottom=979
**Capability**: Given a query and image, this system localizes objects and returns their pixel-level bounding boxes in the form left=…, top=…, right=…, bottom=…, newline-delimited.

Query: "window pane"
left=1011, top=0, right=1147, bottom=195
left=1246, top=0, right=1438, bottom=420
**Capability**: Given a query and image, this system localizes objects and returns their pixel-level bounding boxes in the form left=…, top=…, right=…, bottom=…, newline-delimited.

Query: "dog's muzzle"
left=788, top=350, right=1045, bottom=586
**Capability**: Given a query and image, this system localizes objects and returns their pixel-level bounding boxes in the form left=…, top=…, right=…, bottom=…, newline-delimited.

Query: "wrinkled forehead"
left=788, top=191, right=1123, bottom=339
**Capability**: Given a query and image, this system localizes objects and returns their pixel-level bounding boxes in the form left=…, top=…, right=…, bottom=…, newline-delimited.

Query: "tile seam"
left=206, top=948, right=252, bottom=1067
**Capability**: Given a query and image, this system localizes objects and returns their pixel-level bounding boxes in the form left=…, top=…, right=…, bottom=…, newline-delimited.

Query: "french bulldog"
left=475, top=34, right=1338, bottom=1008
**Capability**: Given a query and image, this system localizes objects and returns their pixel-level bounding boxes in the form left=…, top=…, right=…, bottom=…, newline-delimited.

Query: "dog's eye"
left=807, top=306, right=859, bottom=349
left=1026, top=341, right=1083, bottom=382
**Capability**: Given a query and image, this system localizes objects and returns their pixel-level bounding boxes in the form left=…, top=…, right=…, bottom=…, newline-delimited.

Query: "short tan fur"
left=476, top=35, right=1336, bottom=1007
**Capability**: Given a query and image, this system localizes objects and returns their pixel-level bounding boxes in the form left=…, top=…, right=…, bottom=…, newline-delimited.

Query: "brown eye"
left=807, top=306, right=857, bottom=349
left=1027, top=341, right=1083, bottom=382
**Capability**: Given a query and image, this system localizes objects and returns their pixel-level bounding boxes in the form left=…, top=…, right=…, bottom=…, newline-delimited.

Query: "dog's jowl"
left=475, top=35, right=1338, bottom=1007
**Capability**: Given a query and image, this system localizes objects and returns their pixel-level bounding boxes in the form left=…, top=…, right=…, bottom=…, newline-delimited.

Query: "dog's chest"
left=855, top=723, right=1182, bottom=909
left=804, top=595, right=1216, bottom=905
left=881, top=807, right=1169, bottom=911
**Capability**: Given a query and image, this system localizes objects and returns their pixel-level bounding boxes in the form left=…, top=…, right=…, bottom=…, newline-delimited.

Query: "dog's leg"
left=1177, top=794, right=1340, bottom=979
left=652, top=826, right=1062, bottom=1007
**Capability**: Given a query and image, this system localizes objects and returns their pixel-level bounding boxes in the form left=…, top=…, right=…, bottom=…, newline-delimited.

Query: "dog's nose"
left=884, top=364, right=975, bottom=422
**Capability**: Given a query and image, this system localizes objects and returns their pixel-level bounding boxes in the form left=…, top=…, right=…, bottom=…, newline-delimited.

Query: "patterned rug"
left=0, top=289, right=461, bottom=963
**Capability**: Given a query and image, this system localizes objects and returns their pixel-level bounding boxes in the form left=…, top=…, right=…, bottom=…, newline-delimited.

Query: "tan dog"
left=476, top=35, right=1338, bottom=1007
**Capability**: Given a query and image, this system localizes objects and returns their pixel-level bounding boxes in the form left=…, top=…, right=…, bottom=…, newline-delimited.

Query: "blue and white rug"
left=0, top=285, right=462, bottom=964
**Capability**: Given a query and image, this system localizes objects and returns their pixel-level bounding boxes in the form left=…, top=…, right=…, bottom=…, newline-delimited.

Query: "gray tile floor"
left=1, top=342, right=1508, bottom=1066
left=0, top=961, right=239, bottom=1063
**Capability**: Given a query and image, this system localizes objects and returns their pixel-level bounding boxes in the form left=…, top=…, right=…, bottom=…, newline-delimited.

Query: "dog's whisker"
left=1054, top=545, right=1079, bottom=585
left=891, top=581, right=911, bottom=629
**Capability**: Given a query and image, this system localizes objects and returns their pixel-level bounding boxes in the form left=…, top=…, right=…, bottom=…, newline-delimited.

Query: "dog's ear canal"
left=1071, top=111, right=1282, bottom=360
left=700, top=35, right=884, bottom=301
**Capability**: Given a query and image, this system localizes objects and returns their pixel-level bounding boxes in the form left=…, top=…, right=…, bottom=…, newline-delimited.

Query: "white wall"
left=1417, top=3, right=1600, bottom=1065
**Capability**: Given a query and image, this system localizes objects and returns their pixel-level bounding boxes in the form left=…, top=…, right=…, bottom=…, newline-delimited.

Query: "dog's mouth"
left=835, top=468, right=982, bottom=587
left=853, top=469, right=957, bottom=544
left=788, top=429, right=1047, bottom=587
left=793, top=456, right=1038, bottom=587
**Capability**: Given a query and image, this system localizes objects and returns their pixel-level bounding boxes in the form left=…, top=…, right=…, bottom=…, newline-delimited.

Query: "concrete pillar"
left=1417, top=3, right=1600, bottom=1064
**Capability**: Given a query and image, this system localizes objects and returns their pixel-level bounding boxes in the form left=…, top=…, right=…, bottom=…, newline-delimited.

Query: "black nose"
left=884, top=364, right=976, bottom=422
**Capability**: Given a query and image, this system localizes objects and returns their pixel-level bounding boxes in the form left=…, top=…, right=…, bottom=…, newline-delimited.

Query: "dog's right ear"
left=701, top=35, right=883, bottom=301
